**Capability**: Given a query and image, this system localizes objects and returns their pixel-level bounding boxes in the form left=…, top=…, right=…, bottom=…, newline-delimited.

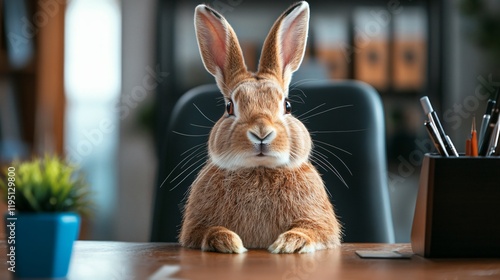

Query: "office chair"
left=151, top=81, right=395, bottom=243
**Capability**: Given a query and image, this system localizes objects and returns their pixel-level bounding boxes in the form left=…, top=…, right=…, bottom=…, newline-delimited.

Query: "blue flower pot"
left=4, top=212, right=80, bottom=278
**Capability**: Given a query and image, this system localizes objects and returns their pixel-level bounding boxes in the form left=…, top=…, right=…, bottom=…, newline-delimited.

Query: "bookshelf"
left=0, top=0, right=66, bottom=163
left=0, top=0, right=67, bottom=239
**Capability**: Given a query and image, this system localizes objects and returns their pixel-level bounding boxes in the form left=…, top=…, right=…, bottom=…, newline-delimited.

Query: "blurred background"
left=0, top=0, right=499, bottom=242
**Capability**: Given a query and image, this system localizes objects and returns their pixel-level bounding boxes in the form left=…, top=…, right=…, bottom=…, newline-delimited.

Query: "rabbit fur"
left=179, top=1, right=341, bottom=254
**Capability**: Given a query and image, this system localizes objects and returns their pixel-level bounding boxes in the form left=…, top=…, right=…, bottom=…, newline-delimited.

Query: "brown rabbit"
left=179, top=1, right=341, bottom=253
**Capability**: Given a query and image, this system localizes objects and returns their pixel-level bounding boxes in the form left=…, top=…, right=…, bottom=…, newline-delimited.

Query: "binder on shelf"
left=392, top=8, right=427, bottom=91
left=352, top=8, right=389, bottom=91
left=316, top=48, right=349, bottom=80
left=313, top=13, right=349, bottom=80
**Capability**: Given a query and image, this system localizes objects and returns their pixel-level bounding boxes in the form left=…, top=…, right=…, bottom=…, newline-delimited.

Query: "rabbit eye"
left=226, top=100, right=234, bottom=116
left=284, top=100, right=292, bottom=114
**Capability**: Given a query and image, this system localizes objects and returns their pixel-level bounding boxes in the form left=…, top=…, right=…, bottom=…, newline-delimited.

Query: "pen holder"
left=411, top=153, right=500, bottom=258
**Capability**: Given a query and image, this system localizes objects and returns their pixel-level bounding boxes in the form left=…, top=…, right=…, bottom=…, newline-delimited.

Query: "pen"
left=479, top=88, right=500, bottom=156
left=424, top=121, right=449, bottom=156
left=478, top=98, right=496, bottom=146
left=445, top=135, right=459, bottom=157
left=494, top=124, right=500, bottom=156
left=420, top=96, right=459, bottom=157
left=487, top=122, right=499, bottom=156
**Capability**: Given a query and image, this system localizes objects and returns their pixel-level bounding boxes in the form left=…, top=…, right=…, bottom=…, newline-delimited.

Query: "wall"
left=443, top=0, right=497, bottom=150
left=115, top=0, right=157, bottom=241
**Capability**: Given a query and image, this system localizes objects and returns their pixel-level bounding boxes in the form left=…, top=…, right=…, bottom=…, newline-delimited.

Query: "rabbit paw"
left=268, top=230, right=316, bottom=254
left=202, top=227, right=248, bottom=253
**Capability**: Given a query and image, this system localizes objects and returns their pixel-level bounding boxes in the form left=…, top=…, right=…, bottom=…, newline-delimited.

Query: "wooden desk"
left=1, top=242, right=499, bottom=279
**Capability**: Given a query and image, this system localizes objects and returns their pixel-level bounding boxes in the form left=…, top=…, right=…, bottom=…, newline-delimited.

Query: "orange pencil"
left=471, top=116, right=478, bottom=156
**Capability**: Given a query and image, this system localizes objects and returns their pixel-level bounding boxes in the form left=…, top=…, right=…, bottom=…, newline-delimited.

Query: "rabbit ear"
left=194, top=5, right=248, bottom=96
left=257, top=1, right=309, bottom=92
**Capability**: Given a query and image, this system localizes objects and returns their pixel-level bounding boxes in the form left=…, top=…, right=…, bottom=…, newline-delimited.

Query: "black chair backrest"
left=151, top=81, right=395, bottom=243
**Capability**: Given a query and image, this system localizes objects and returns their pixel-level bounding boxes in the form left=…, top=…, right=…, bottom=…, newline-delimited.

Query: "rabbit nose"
left=247, top=130, right=275, bottom=145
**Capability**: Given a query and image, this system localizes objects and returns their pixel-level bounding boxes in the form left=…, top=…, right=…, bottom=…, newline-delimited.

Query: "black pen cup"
left=411, top=153, right=500, bottom=258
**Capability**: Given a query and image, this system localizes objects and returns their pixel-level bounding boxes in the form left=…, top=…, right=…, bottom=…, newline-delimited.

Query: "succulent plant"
left=0, top=155, right=92, bottom=215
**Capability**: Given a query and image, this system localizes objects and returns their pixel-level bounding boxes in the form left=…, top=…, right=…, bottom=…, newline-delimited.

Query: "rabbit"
left=179, top=1, right=341, bottom=254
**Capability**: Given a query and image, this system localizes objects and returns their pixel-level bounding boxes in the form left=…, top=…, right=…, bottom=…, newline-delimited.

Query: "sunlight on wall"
left=64, top=0, right=121, bottom=239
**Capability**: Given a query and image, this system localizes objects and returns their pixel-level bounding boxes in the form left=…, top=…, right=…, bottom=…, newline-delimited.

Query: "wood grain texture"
left=1, top=241, right=499, bottom=279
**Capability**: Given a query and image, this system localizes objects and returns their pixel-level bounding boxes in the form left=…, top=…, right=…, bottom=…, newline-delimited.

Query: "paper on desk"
left=149, top=265, right=182, bottom=280
left=356, top=250, right=412, bottom=259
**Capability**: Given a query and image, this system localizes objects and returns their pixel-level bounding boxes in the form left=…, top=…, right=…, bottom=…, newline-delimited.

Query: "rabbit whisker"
left=216, top=96, right=225, bottom=106
left=311, top=151, right=348, bottom=186
left=190, top=123, right=214, bottom=129
left=314, top=147, right=353, bottom=177
left=309, top=154, right=329, bottom=173
left=216, top=96, right=225, bottom=101
left=295, top=103, right=326, bottom=119
left=310, top=155, right=345, bottom=191
left=159, top=145, right=207, bottom=188
left=159, top=176, right=169, bottom=189
left=180, top=150, right=207, bottom=169
left=173, top=131, right=210, bottom=137
left=288, top=149, right=300, bottom=163
left=170, top=156, right=208, bottom=184
left=310, top=128, right=366, bottom=134
left=313, top=140, right=352, bottom=155
left=177, top=146, right=206, bottom=172
left=289, top=87, right=308, bottom=98
left=170, top=160, right=207, bottom=191
left=310, top=153, right=349, bottom=188
left=181, top=142, right=207, bottom=156
left=288, top=95, right=306, bottom=104
left=314, top=144, right=353, bottom=176
left=300, top=104, right=354, bottom=121
left=193, top=103, right=216, bottom=124
left=290, top=78, right=322, bottom=88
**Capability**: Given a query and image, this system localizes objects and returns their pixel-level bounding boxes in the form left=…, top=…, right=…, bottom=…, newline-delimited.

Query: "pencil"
left=471, top=116, right=478, bottom=156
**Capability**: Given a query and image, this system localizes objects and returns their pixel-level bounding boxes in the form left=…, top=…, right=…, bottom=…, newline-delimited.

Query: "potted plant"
left=0, top=155, right=92, bottom=278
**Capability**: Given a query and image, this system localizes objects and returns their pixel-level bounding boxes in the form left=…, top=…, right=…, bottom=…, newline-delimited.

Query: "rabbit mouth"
left=249, top=148, right=285, bottom=161
left=254, top=150, right=269, bottom=157
left=255, top=144, right=270, bottom=156
left=255, top=152, right=272, bottom=159
left=211, top=151, right=290, bottom=169
left=249, top=143, right=288, bottom=163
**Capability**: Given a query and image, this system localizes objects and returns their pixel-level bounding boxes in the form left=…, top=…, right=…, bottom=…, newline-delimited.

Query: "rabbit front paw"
left=268, top=230, right=316, bottom=254
left=201, top=226, right=248, bottom=253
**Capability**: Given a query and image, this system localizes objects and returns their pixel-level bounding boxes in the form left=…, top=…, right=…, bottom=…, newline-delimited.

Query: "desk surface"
left=1, top=241, right=499, bottom=279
